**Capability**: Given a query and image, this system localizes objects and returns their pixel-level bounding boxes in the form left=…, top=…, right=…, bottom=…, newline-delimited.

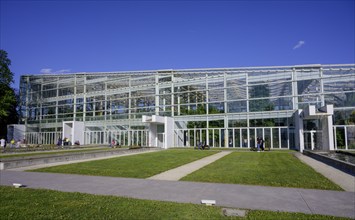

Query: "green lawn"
left=0, top=186, right=349, bottom=220
left=31, top=150, right=342, bottom=190
left=181, top=151, right=343, bottom=191
left=31, top=149, right=218, bottom=178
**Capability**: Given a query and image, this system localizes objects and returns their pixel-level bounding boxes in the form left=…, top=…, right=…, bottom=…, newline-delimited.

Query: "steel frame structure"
left=19, top=64, right=355, bottom=149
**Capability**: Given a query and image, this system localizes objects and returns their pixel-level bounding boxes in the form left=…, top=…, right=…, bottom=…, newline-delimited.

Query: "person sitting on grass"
left=10, top=139, right=15, bottom=148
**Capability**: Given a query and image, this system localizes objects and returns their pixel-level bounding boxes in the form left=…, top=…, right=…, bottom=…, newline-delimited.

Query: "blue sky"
left=1, top=0, right=354, bottom=89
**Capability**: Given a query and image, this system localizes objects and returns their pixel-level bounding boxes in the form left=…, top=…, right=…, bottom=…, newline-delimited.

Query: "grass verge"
left=181, top=151, right=343, bottom=191
left=0, top=186, right=349, bottom=220
left=31, top=149, right=217, bottom=178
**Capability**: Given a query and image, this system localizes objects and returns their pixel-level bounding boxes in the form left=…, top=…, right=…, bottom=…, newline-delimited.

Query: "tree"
left=249, top=84, right=274, bottom=112
left=0, top=49, right=18, bottom=137
left=350, top=110, right=355, bottom=125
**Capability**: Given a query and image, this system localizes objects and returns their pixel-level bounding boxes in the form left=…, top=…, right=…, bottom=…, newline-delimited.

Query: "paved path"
left=1, top=170, right=354, bottom=218
left=148, top=151, right=232, bottom=181
left=295, top=152, right=355, bottom=192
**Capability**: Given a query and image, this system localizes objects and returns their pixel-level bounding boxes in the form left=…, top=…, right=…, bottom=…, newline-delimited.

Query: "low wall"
left=303, top=150, right=355, bottom=176
left=0, top=148, right=159, bottom=170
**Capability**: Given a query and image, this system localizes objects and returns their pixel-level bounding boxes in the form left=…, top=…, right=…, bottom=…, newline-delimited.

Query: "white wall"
left=73, top=121, right=84, bottom=145
left=294, top=109, right=304, bottom=152
left=164, top=116, right=174, bottom=149
left=63, top=121, right=84, bottom=145
left=149, top=123, right=157, bottom=147
left=7, top=124, right=25, bottom=142
left=143, top=115, right=175, bottom=149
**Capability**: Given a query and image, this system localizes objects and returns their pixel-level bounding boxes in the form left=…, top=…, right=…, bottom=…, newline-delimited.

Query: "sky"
left=1, top=0, right=354, bottom=89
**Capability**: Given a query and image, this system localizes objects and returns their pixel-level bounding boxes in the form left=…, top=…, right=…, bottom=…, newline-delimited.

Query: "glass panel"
left=256, top=128, right=263, bottom=139
left=249, top=84, right=271, bottom=99
left=226, top=87, right=247, bottom=100
left=264, top=128, right=271, bottom=150
left=208, top=129, right=214, bottom=147
left=242, top=129, right=248, bottom=148
left=281, top=128, right=288, bottom=148
left=347, top=127, right=355, bottom=149
left=335, top=127, right=346, bottom=149
left=234, top=129, right=241, bottom=148
left=228, top=129, right=233, bottom=147
left=272, top=128, right=280, bottom=149
left=227, top=101, right=247, bottom=113
left=288, top=128, right=295, bottom=150
left=249, top=98, right=274, bottom=112
left=249, top=129, right=255, bottom=148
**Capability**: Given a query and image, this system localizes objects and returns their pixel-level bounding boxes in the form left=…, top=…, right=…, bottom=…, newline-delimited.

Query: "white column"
left=320, top=105, right=334, bottom=151
left=319, top=67, right=325, bottom=106
left=224, top=117, right=228, bottom=148
left=292, top=68, right=298, bottom=110
left=83, top=76, right=86, bottom=121
left=155, top=74, right=160, bottom=115
left=294, top=109, right=304, bottom=152
left=322, top=114, right=334, bottom=151
left=73, top=76, right=77, bottom=121
left=171, top=74, right=174, bottom=116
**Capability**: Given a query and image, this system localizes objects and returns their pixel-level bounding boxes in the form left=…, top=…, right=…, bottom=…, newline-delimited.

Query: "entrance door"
left=304, top=130, right=323, bottom=150
left=157, top=133, right=165, bottom=148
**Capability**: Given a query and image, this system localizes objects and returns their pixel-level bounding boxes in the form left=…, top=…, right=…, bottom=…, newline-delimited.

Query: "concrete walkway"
left=1, top=170, right=354, bottom=218
left=0, top=150, right=354, bottom=218
left=148, top=151, right=232, bottom=181
left=295, top=153, right=355, bottom=192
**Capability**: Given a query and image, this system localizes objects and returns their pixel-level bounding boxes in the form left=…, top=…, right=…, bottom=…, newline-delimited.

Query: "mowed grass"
left=0, top=186, right=349, bottom=220
left=31, top=149, right=217, bottom=178
left=181, top=151, right=343, bottom=191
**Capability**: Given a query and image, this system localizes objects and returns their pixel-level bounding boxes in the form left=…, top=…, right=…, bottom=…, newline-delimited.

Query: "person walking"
left=260, top=138, right=265, bottom=151
left=57, top=137, right=62, bottom=147
left=256, top=137, right=260, bottom=152
left=0, top=138, right=6, bottom=149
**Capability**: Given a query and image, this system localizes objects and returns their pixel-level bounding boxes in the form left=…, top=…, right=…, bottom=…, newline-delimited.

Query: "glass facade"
left=19, top=64, right=355, bottom=149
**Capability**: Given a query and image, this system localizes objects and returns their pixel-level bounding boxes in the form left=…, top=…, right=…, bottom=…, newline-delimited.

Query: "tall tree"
left=249, top=84, right=274, bottom=112
left=0, top=49, right=18, bottom=137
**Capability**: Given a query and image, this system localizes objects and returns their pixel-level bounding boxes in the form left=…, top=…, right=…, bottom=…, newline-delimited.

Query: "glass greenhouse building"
left=14, top=64, right=355, bottom=151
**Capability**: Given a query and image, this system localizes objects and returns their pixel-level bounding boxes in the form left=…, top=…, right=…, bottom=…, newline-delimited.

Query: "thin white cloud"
left=56, top=69, right=71, bottom=73
left=40, top=68, right=71, bottom=74
left=40, top=68, right=53, bottom=74
left=293, top=40, right=305, bottom=50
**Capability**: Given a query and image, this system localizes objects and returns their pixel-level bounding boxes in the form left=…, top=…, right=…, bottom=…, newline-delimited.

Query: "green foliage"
left=0, top=49, right=18, bottom=137
left=0, top=186, right=348, bottom=220
left=249, top=84, right=274, bottom=112
left=334, top=110, right=355, bottom=126
left=181, top=151, right=343, bottom=191
left=344, top=90, right=355, bottom=107
left=348, top=110, right=355, bottom=124
left=0, top=50, right=13, bottom=85
left=31, top=149, right=217, bottom=178
left=186, top=104, right=223, bottom=129
left=249, top=118, right=275, bottom=127
left=336, top=129, right=345, bottom=149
